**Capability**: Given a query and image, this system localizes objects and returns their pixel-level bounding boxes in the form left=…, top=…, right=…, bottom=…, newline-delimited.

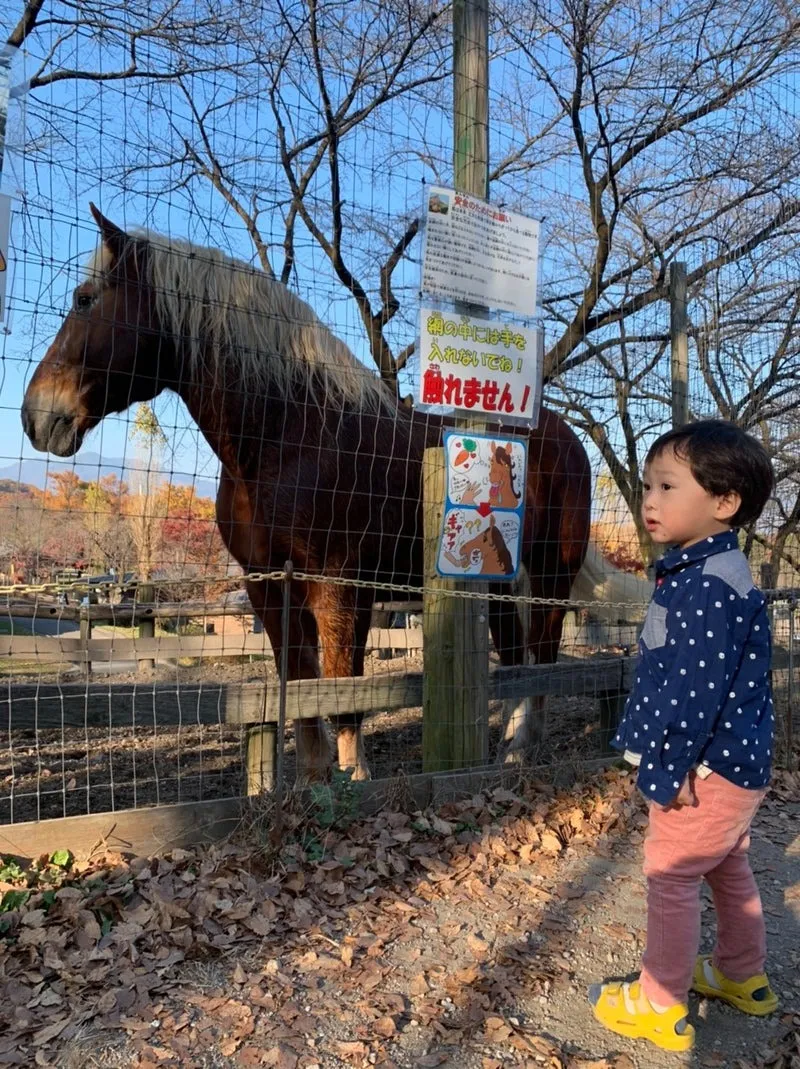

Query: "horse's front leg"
left=246, top=577, right=334, bottom=784
left=488, top=574, right=539, bottom=763
left=310, top=582, right=374, bottom=781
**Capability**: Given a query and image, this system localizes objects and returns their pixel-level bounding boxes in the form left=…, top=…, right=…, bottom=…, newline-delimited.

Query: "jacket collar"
left=657, top=529, right=740, bottom=577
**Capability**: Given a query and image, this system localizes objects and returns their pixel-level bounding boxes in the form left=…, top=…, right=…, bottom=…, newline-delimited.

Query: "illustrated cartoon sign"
left=417, top=306, right=542, bottom=425
left=437, top=431, right=528, bottom=581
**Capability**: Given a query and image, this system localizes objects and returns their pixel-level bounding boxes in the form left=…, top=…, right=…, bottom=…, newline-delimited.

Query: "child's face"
left=642, top=447, right=741, bottom=548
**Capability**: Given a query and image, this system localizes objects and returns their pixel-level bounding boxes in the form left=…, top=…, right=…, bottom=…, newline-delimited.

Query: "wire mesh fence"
left=0, top=1, right=798, bottom=830
left=1, top=581, right=796, bottom=826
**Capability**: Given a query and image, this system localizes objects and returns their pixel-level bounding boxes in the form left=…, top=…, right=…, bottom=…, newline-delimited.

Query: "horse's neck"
left=179, top=372, right=410, bottom=478
left=178, top=377, right=285, bottom=478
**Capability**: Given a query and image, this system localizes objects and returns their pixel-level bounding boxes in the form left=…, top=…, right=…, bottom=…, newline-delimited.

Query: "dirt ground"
left=1, top=762, right=798, bottom=1069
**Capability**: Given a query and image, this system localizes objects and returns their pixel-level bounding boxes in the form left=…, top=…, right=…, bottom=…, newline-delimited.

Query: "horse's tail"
left=571, top=541, right=652, bottom=624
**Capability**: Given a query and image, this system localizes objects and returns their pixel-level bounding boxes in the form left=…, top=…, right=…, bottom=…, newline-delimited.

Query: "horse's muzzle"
left=21, top=402, right=82, bottom=457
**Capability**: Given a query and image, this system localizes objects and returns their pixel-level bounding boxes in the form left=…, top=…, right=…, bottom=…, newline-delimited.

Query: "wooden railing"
left=0, top=597, right=424, bottom=668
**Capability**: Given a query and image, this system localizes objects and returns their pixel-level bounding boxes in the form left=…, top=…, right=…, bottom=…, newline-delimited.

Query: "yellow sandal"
left=691, top=955, right=778, bottom=1016
left=588, top=980, right=694, bottom=1052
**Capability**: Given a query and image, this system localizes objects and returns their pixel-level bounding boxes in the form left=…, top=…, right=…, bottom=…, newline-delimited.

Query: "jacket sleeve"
left=634, top=579, right=736, bottom=804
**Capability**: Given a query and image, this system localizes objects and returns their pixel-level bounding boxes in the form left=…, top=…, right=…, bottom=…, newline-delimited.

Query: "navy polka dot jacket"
left=612, top=529, right=774, bottom=805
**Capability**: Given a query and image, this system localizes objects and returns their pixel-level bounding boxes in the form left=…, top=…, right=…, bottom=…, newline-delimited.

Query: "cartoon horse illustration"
left=456, top=515, right=515, bottom=576
left=489, top=442, right=522, bottom=509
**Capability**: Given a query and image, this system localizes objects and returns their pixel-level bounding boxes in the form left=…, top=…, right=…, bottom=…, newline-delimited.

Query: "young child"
left=589, top=420, right=778, bottom=1052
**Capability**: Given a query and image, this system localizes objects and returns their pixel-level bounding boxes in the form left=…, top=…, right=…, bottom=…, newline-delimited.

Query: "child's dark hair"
left=645, top=420, right=774, bottom=527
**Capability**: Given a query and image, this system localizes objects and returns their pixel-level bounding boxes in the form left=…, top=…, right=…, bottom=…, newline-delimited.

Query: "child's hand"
left=660, top=774, right=697, bottom=810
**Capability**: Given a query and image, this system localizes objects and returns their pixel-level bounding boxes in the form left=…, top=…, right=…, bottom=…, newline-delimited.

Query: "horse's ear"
left=89, top=203, right=130, bottom=268
left=505, top=442, right=513, bottom=455
left=489, top=514, right=496, bottom=527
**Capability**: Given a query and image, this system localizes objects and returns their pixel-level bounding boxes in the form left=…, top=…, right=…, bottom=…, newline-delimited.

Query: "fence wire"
left=0, top=0, right=797, bottom=825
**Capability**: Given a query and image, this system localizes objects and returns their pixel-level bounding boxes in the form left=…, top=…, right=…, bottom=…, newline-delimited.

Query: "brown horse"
left=21, top=207, right=591, bottom=780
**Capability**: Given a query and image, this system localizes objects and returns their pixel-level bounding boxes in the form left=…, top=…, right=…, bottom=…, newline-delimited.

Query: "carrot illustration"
left=452, top=438, right=477, bottom=467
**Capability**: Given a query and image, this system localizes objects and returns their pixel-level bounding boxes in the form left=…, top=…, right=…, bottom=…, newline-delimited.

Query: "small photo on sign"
left=428, top=192, right=450, bottom=215
left=437, top=432, right=528, bottom=581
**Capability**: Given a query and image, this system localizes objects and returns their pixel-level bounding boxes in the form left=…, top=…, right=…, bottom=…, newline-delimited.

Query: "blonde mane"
left=89, top=231, right=390, bottom=411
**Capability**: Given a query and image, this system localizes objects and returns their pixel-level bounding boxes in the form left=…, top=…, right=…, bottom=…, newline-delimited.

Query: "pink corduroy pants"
left=639, top=771, right=768, bottom=1007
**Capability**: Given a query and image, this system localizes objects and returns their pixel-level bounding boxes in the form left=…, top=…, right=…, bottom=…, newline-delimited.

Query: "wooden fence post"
left=79, top=607, right=92, bottom=679
left=245, top=563, right=290, bottom=796
left=246, top=723, right=278, bottom=794
left=137, top=583, right=156, bottom=673
left=422, top=450, right=489, bottom=771
left=422, top=0, right=490, bottom=773
left=670, top=261, right=688, bottom=428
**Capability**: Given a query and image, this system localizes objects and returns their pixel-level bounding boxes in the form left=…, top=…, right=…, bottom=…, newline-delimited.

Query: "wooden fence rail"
left=0, top=597, right=423, bottom=623
left=0, top=657, right=634, bottom=729
left=0, top=594, right=637, bottom=851
left=0, top=627, right=423, bottom=665
left=1, top=656, right=634, bottom=796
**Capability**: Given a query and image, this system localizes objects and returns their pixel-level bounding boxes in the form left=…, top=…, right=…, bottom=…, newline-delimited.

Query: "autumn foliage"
left=591, top=521, right=647, bottom=576
left=0, top=472, right=228, bottom=588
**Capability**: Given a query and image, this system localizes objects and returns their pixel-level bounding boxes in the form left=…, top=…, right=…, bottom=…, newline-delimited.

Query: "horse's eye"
left=75, top=292, right=94, bottom=310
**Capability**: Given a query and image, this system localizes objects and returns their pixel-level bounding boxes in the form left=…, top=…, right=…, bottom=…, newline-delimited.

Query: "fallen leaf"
left=540, top=832, right=562, bottom=854
left=467, top=933, right=490, bottom=958
left=32, top=1018, right=70, bottom=1045
left=335, top=1040, right=368, bottom=1060
left=373, top=1015, right=397, bottom=1038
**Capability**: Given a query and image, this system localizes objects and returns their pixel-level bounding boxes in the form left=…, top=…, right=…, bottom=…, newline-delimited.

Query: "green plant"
left=309, top=768, right=363, bottom=830
left=0, top=889, right=30, bottom=913
left=0, top=856, right=25, bottom=882
left=300, top=833, right=326, bottom=862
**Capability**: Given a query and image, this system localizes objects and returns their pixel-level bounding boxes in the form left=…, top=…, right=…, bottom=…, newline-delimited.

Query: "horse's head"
left=22, top=205, right=172, bottom=457
left=458, top=515, right=497, bottom=566
left=458, top=515, right=514, bottom=575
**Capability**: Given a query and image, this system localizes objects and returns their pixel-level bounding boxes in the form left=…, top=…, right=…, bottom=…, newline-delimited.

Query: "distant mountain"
left=0, top=478, right=38, bottom=497
left=0, top=453, right=219, bottom=500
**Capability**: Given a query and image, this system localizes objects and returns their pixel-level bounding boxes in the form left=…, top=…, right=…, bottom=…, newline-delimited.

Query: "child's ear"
left=715, top=490, right=741, bottom=523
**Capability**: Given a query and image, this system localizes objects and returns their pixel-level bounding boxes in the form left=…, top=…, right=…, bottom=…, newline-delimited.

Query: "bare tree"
left=488, top=0, right=800, bottom=559
left=10, top=0, right=449, bottom=386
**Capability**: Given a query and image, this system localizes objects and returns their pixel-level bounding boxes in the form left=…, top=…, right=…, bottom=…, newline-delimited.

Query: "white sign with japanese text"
left=422, top=186, right=540, bottom=315
left=417, top=305, right=542, bottom=425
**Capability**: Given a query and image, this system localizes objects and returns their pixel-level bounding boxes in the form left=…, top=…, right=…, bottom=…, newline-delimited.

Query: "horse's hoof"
left=341, top=764, right=372, bottom=782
